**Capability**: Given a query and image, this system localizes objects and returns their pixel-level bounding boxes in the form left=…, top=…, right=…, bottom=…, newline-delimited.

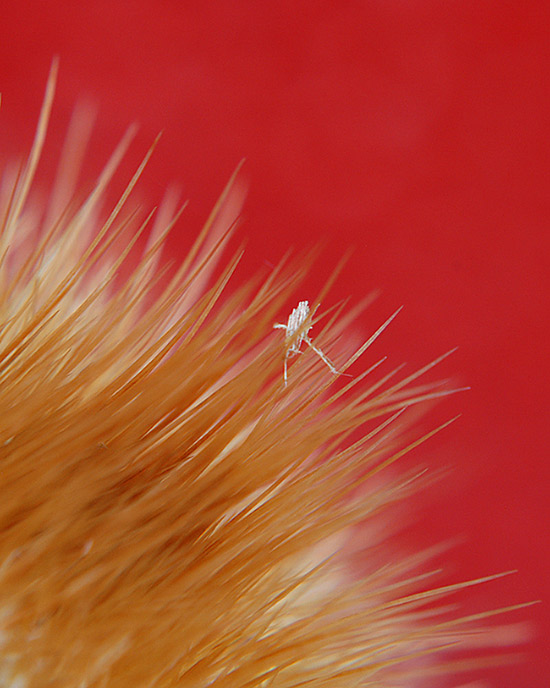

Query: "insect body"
left=274, top=300, right=340, bottom=386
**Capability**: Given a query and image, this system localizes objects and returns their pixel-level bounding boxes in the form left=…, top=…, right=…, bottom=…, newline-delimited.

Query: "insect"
left=274, top=300, right=340, bottom=386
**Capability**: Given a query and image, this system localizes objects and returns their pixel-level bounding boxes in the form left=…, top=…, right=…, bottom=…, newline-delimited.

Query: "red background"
left=1, top=2, right=548, bottom=685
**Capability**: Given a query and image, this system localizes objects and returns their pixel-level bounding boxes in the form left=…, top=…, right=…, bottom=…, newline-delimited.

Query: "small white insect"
left=274, top=300, right=340, bottom=386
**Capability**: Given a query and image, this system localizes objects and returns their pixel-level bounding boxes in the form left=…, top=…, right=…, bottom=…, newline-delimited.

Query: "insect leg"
left=305, top=337, right=339, bottom=375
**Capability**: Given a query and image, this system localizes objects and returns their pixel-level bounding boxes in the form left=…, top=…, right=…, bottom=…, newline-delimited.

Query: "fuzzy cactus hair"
left=0, top=61, right=530, bottom=688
